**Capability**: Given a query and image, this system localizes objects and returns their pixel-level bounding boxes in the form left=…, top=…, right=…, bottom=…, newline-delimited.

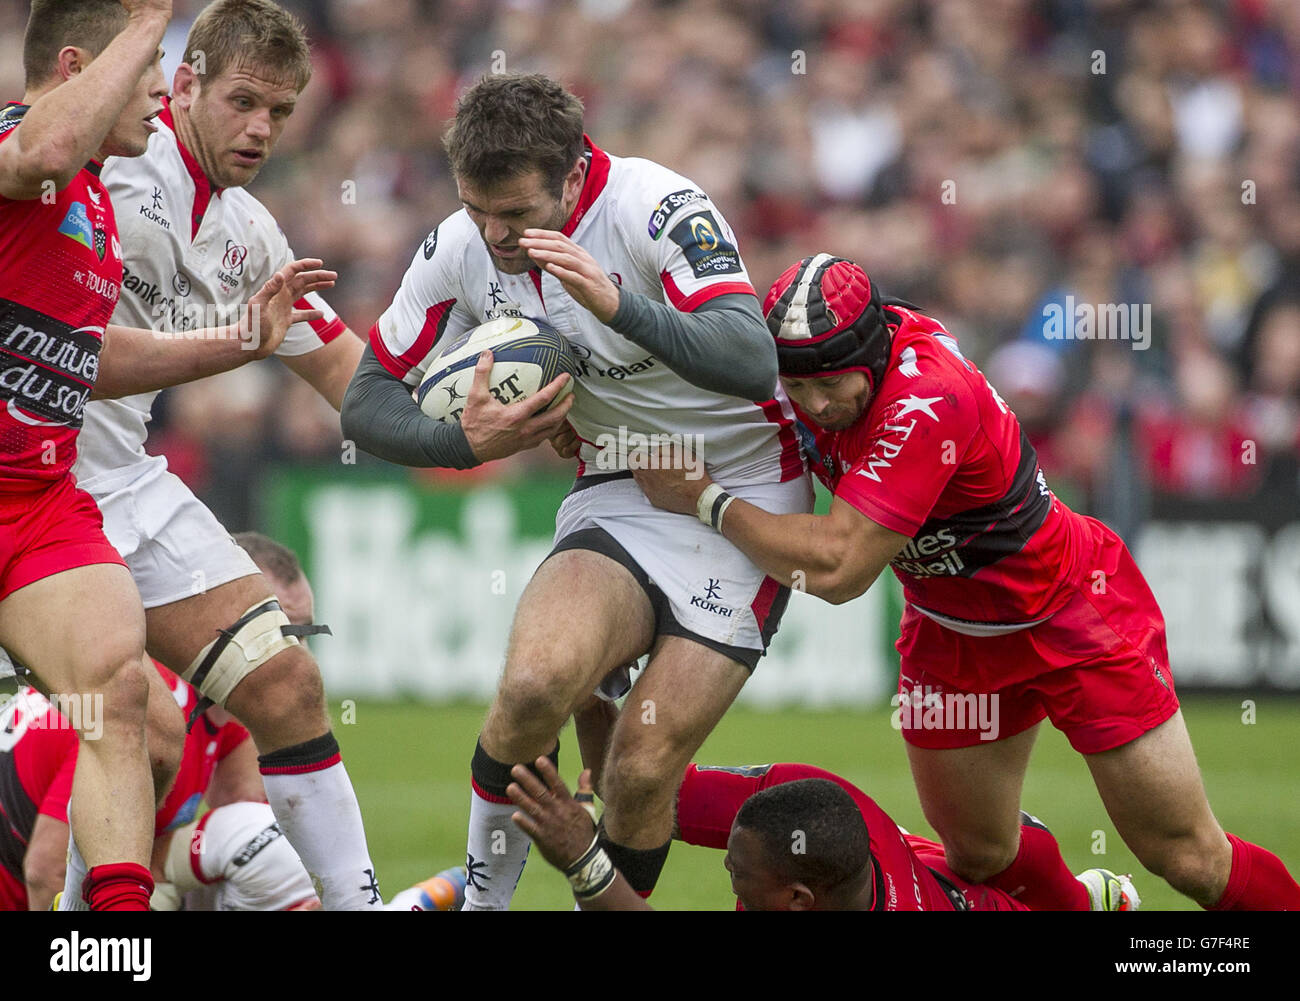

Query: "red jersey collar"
left=159, top=98, right=223, bottom=239
left=560, top=135, right=610, bottom=237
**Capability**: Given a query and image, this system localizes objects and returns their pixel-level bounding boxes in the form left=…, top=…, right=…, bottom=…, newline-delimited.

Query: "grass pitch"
left=335, top=695, right=1300, bottom=911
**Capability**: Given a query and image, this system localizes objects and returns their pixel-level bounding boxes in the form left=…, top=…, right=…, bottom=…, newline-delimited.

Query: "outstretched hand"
left=508, top=759, right=597, bottom=872
left=242, top=258, right=336, bottom=360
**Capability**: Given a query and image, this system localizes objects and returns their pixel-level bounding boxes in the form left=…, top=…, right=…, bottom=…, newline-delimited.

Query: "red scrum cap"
left=763, top=254, right=892, bottom=392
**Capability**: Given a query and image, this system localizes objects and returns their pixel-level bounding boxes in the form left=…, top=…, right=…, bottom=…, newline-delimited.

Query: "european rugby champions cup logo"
left=690, top=216, right=718, bottom=252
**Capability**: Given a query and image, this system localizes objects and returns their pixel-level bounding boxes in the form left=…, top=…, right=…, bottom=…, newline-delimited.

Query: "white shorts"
left=551, top=473, right=814, bottom=669
left=83, top=459, right=258, bottom=609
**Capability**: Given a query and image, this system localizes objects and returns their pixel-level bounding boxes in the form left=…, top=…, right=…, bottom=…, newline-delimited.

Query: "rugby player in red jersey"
left=633, top=254, right=1300, bottom=911
left=0, top=0, right=332, bottom=910
left=509, top=757, right=1128, bottom=911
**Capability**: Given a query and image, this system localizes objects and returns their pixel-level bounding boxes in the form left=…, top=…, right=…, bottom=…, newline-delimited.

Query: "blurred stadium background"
left=3, top=0, right=1298, bottom=908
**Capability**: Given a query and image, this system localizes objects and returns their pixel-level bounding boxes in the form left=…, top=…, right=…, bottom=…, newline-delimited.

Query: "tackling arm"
left=720, top=494, right=909, bottom=604
left=633, top=463, right=908, bottom=604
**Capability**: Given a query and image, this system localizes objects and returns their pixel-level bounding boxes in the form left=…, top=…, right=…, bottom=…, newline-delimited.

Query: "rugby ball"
left=414, top=316, right=580, bottom=424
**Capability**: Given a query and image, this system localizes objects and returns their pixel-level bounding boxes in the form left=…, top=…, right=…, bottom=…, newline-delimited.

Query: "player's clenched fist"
left=461, top=350, right=574, bottom=462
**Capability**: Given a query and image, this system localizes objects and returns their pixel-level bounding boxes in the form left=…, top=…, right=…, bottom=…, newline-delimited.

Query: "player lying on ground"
left=342, top=72, right=811, bottom=908
left=53, top=0, right=378, bottom=912
left=0, top=0, right=330, bottom=911
left=508, top=758, right=1134, bottom=911
left=633, top=255, right=1300, bottom=911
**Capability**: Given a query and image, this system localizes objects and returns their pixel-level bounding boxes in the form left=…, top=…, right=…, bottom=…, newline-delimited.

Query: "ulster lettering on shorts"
left=667, top=210, right=742, bottom=278
left=803, top=304, right=1080, bottom=626
left=373, top=137, right=802, bottom=488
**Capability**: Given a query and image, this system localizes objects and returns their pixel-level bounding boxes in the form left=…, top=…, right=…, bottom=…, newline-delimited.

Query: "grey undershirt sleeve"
left=340, top=346, right=481, bottom=469
left=607, top=290, right=778, bottom=401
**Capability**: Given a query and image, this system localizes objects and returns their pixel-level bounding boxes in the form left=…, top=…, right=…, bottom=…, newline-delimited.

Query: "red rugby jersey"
left=153, top=667, right=249, bottom=836
left=675, top=762, right=1021, bottom=911
left=800, top=305, right=1091, bottom=628
left=0, top=103, right=123, bottom=490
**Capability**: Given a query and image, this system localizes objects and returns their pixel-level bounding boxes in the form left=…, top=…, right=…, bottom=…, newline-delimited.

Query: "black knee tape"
left=472, top=739, right=559, bottom=799
left=598, top=834, right=671, bottom=895
left=258, top=731, right=340, bottom=771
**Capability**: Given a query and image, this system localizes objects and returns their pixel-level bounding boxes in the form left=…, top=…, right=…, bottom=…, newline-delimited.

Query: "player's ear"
left=55, top=45, right=88, bottom=82
left=562, top=157, right=586, bottom=203
left=787, top=882, right=816, bottom=911
left=172, top=63, right=200, bottom=108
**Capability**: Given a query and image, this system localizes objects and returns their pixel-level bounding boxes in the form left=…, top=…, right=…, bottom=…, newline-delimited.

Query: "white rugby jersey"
left=371, top=139, right=804, bottom=485
left=73, top=101, right=346, bottom=488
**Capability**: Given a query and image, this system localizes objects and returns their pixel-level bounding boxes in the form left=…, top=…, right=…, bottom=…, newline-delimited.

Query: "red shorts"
left=0, top=475, right=125, bottom=602
left=895, top=519, right=1179, bottom=754
left=904, top=835, right=1028, bottom=912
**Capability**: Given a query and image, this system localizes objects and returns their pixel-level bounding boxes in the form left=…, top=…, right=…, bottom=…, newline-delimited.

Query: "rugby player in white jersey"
left=60, top=0, right=378, bottom=910
left=343, top=73, right=811, bottom=908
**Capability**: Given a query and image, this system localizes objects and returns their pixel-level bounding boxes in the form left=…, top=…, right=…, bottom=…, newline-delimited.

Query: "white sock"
left=461, top=785, right=531, bottom=911
left=259, top=733, right=382, bottom=910
left=58, top=832, right=89, bottom=911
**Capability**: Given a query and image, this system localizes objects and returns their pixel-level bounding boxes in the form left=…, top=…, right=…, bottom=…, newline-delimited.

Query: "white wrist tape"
left=564, top=834, right=616, bottom=900
left=696, top=484, right=735, bottom=531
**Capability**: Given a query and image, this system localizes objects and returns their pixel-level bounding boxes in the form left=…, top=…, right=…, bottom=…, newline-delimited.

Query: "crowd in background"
left=2, top=0, right=1298, bottom=535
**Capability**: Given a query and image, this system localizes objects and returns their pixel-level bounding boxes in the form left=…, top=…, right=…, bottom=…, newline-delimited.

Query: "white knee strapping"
left=185, top=600, right=299, bottom=707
